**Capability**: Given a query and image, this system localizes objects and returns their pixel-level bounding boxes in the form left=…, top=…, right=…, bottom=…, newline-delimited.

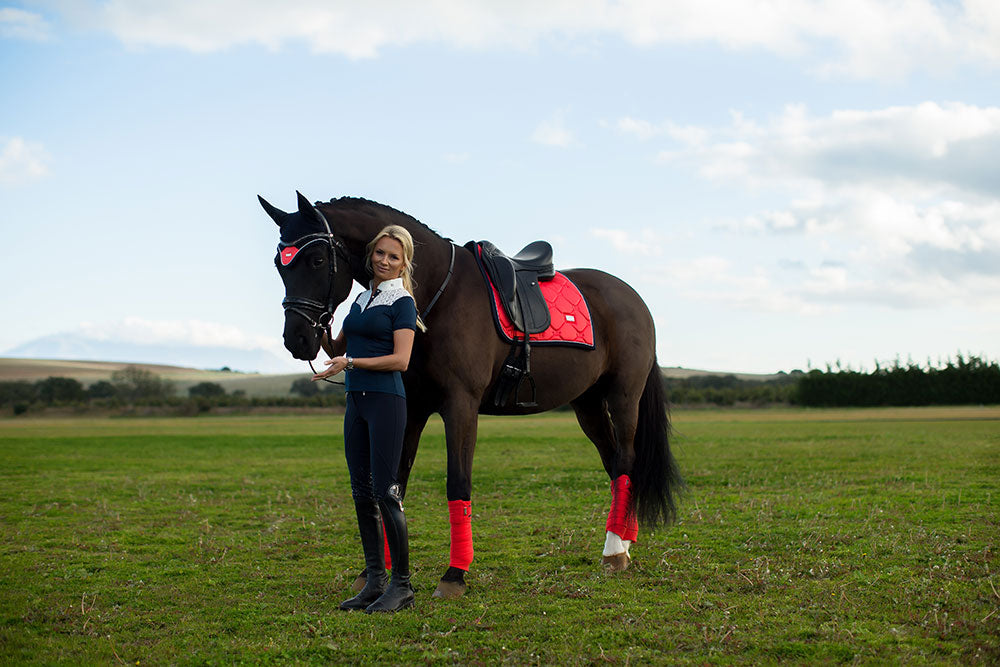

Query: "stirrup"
left=514, top=373, right=537, bottom=408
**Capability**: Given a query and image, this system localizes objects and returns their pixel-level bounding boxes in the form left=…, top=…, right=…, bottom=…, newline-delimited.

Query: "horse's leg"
left=571, top=389, right=635, bottom=570
left=432, top=394, right=479, bottom=599
left=570, top=387, right=617, bottom=477
left=350, top=402, right=433, bottom=592
left=598, top=387, right=643, bottom=572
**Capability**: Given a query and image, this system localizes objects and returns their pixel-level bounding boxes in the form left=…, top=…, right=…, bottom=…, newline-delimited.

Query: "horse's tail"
left=632, top=358, right=685, bottom=527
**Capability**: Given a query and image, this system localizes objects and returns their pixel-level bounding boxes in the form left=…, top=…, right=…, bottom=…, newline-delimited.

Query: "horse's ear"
left=296, top=190, right=331, bottom=230
left=258, top=195, right=287, bottom=226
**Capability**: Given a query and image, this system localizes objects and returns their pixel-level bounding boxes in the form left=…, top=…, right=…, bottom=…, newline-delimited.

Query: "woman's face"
left=371, top=236, right=406, bottom=283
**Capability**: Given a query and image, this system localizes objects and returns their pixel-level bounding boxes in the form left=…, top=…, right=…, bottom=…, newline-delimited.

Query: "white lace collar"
left=369, top=277, right=404, bottom=292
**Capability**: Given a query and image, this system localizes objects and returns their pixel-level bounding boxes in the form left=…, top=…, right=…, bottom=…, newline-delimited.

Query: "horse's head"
left=259, top=191, right=355, bottom=361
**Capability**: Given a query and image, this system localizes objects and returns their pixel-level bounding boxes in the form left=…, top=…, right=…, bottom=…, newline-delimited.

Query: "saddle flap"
left=514, top=270, right=551, bottom=334
left=475, top=242, right=521, bottom=328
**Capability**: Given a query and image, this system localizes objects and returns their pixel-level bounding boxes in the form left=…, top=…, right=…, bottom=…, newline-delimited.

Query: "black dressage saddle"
left=467, top=239, right=559, bottom=409
left=468, top=240, right=554, bottom=334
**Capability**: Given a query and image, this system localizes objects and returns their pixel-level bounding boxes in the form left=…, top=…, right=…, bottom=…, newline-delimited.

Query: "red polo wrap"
left=383, top=528, right=392, bottom=569
left=605, top=474, right=638, bottom=542
left=448, top=500, right=474, bottom=571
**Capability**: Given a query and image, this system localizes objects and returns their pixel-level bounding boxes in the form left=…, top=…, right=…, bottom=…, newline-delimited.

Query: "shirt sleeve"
left=391, top=294, right=417, bottom=331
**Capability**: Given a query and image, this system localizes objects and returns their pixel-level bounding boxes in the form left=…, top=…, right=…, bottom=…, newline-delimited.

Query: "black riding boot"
left=339, top=498, right=388, bottom=611
left=366, top=486, right=414, bottom=613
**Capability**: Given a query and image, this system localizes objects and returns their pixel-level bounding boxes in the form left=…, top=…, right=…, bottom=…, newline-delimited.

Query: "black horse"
left=260, top=192, right=683, bottom=598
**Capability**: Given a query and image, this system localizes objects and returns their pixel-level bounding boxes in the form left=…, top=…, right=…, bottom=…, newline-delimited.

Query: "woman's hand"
left=312, top=356, right=348, bottom=381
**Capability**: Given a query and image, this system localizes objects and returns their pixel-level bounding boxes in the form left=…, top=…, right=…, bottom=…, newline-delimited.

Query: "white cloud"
left=653, top=256, right=821, bottom=314
left=616, top=117, right=661, bottom=141
left=591, top=227, right=663, bottom=255
left=0, top=8, right=51, bottom=41
left=531, top=112, right=575, bottom=148
left=79, top=317, right=279, bottom=351
left=657, top=102, right=1000, bottom=196
left=51, top=1, right=1000, bottom=77
left=631, top=101, right=1000, bottom=312
left=0, top=137, right=49, bottom=185
left=651, top=103, right=1000, bottom=253
left=617, top=116, right=709, bottom=145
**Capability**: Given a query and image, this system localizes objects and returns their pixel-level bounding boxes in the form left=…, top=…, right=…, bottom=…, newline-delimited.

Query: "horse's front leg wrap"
left=447, top=500, right=474, bottom=571
left=605, top=474, right=638, bottom=542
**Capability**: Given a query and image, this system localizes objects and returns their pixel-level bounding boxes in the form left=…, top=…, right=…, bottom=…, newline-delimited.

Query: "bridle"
left=275, top=208, right=350, bottom=380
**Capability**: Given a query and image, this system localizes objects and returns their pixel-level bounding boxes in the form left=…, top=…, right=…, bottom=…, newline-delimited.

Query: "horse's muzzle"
left=283, top=316, right=321, bottom=361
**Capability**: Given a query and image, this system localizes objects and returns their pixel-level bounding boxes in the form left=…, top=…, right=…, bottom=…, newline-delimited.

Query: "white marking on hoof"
left=602, top=530, right=632, bottom=557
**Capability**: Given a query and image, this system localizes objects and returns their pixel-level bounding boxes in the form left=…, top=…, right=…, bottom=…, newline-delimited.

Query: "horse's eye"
left=312, top=255, right=325, bottom=268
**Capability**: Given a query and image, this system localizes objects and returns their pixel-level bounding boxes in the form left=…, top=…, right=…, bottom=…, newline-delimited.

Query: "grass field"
left=1, top=408, right=998, bottom=664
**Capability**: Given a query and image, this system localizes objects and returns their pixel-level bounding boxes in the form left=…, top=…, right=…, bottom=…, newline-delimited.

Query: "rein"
left=421, top=242, right=456, bottom=321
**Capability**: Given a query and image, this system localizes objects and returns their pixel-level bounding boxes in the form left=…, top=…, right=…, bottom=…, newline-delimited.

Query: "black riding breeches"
left=343, top=391, right=407, bottom=501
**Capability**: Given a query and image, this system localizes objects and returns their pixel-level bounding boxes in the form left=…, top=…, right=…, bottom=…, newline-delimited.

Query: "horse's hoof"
left=431, top=580, right=467, bottom=599
left=351, top=574, right=367, bottom=593
left=602, top=553, right=631, bottom=573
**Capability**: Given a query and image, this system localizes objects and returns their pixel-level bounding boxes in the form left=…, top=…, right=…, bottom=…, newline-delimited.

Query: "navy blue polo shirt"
left=342, top=277, right=417, bottom=398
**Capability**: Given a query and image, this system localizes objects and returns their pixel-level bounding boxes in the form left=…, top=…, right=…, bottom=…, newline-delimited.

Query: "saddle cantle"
left=467, top=240, right=554, bottom=334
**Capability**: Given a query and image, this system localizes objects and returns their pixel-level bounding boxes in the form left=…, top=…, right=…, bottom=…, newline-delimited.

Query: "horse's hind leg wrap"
left=605, top=474, right=639, bottom=542
left=448, top=500, right=474, bottom=571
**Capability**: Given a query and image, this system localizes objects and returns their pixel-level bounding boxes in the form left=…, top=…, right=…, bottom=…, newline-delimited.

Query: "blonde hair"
left=366, top=225, right=427, bottom=332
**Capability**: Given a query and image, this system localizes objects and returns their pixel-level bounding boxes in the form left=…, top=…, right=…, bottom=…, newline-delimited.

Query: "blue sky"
left=2, top=1, right=999, bottom=374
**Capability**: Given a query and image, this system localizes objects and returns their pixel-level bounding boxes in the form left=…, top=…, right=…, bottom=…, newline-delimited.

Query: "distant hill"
left=4, top=334, right=298, bottom=375
left=660, top=366, right=784, bottom=382
left=0, top=358, right=310, bottom=398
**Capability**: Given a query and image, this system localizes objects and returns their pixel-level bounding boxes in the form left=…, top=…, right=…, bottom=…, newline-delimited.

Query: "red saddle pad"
left=485, top=270, right=595, bottom=348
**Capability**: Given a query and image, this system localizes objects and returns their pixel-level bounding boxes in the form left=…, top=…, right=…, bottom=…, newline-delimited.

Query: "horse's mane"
left=321, top=196, right=452, bottom=243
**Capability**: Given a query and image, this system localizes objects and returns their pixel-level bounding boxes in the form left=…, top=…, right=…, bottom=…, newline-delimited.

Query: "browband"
left=276, top=236, right=331, bottom=266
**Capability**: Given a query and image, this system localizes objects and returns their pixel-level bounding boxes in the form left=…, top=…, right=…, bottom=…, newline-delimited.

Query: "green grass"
left=1, top=409, right=998, bottom=664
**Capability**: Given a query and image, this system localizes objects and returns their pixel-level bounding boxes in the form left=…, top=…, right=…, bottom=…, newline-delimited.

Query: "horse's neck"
left=326, top=201, right=450, bottom=304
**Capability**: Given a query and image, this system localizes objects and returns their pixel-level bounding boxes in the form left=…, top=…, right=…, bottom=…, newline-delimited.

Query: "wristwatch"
left=345, top=356, right=354, bottom=371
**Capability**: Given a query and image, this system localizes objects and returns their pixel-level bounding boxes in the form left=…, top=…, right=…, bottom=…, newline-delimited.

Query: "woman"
left=313, top=224, right=421, bottom=613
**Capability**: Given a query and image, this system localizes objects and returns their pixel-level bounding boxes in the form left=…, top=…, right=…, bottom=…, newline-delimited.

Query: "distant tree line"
left=662, top=355, right=1000, bottom=407
left=793, top=354, right=1000, bottom=407
left=0, top=365, right=346, bottom=416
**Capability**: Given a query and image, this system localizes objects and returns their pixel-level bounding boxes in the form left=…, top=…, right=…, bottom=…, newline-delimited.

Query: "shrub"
left=188, top=382, right=226, bottom=398
left=0, top=381, right=37, bottom=406
left=111, top=366, right=175, bottom=402
left=87, top=380, right=117, bottom=399
left=35, top=377, right=87, bottom=404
